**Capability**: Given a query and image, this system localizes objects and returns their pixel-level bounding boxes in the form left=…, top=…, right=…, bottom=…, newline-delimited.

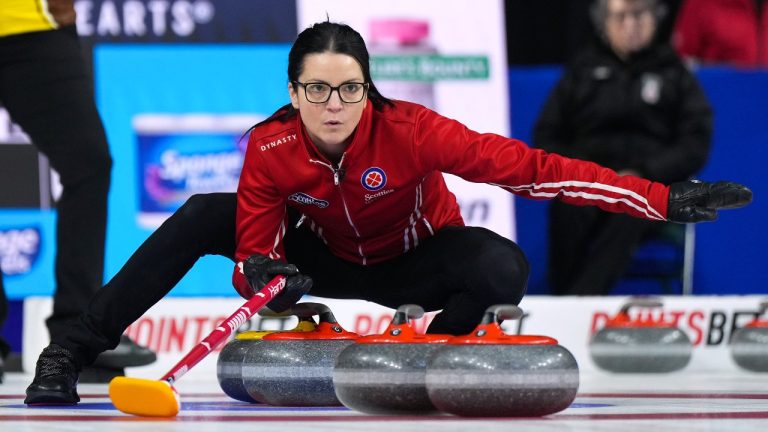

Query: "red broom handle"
left=159, top=275, right=286, bottom=384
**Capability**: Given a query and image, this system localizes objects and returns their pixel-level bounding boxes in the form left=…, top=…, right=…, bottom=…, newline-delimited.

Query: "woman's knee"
left=161, top=193, right=237, bottom=258
left=467, top=231, right=529, bottom=304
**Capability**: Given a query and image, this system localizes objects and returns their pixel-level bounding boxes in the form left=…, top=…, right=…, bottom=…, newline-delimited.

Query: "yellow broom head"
left=109, top=376, right=180, bottom=417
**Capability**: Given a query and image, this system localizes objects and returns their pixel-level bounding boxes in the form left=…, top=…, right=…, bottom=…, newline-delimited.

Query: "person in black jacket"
left=0, top=0, right=155, bottom=379
left=534, top=0, right=713, bottom=295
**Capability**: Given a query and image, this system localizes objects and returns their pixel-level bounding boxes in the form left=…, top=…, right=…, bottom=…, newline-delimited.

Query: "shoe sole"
left=26, top=401, right=78, bottom=406
left=25, top=391, right=80, bottom=405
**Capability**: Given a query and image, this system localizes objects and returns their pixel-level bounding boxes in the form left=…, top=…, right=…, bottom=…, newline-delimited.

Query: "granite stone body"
left=730, top=327, right=768, bottom=372
left=217, top=339, right=261, bottom=403
left=242, top=340, right=355, bottom=406
left=426, top=344, right=579, bottom=417
left=333, top=343, right=444, bottom=414
left=590, top=327, right=692, bottom=373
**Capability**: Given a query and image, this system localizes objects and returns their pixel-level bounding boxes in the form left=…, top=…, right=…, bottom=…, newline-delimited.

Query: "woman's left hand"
left=667, top=180, right=753, bottom=223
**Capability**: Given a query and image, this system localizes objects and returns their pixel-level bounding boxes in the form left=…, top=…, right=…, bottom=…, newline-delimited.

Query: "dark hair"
left=251, top=21, right=393, bottom=131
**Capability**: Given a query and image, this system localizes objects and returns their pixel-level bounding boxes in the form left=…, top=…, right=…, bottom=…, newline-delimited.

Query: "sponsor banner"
left=517, top=296, right=768, bottom=373
left=22, top=296, right=419, bottom=378
left=74, top=0, right=297, bottom=43
left=1, top=2, right=299, bottom=296
left=0, top=227, right=42, bottom=276
left=297, top=0, right=515, bottom=240
left=133, top=114, right=260, bottom=227
left=371, top=55, right=490, bottom=81
left=95, top=44, right=290, bottom=295
left=0, top=212, right=56, bottom=299
left=22, top=295, right=767, bottom=377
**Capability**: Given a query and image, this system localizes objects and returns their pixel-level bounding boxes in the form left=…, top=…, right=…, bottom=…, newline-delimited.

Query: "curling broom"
left=108, top=275, right=286, bottom=417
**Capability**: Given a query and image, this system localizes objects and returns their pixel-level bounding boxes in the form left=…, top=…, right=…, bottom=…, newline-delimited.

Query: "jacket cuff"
left=232, top=264, right=253, bottom=299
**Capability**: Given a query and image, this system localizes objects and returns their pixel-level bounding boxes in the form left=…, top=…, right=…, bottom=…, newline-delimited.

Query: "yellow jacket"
left=0, top=0, right=75, bottom=37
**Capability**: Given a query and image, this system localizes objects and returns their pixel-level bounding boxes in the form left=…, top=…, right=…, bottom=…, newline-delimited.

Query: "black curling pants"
left=56, top=193, right=529, bottom=367
left=0, top=26, right=112, bottom=341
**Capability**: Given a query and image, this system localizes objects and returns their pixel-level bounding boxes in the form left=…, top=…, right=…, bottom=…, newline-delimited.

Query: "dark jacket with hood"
left=533, top=40, right=712, bottom=184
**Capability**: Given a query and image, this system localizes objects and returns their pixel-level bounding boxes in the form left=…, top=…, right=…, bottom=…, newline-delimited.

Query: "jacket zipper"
left=295, top=214, right=307, bottom=228
left=309, top=155, right=367, bottom=265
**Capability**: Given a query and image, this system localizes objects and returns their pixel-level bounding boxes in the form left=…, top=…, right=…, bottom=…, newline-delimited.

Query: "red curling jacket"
left=233, top=100, right=670, bottom=297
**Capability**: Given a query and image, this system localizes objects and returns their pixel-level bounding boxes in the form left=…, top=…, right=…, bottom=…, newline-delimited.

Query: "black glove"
left=667, top=180, right=753, bottom=223
left=242, top=254, right=313, bottom=312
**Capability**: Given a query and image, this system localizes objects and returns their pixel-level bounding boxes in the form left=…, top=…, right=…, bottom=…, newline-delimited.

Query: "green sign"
left=371, top=55, right=489, bottom=81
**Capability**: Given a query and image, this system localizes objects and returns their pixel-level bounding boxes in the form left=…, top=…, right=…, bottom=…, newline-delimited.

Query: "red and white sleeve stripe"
left=492, top=179, right=667, bottom=221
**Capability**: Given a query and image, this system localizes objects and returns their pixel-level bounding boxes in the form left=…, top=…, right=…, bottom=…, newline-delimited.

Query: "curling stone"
left=426, top=305, right=579, bottom=417
left=333, top=304, right=449, bottom=414
left=216, top=313, right=317, bottom=403
left=589, top=298, right=692, bottom=373
left=731, top=301, right=768, bottom=372
left=241, top=302, right=358, bottom=406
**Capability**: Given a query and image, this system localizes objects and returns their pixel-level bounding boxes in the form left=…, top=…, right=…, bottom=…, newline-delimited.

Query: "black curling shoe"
left=25, top=344, right=80, bottom=405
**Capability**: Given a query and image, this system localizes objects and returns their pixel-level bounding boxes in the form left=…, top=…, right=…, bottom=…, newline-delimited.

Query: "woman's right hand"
left=241, top=253, right=313, bottom=312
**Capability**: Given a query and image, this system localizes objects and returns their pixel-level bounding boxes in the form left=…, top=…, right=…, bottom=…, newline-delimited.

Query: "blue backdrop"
left=95, top=44, right=291, bottom=297
left=510, top=67, right=767, bottom=295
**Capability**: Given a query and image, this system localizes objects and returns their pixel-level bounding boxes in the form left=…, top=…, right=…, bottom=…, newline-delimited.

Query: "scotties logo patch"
left=361, top=167, right=387, bottom=191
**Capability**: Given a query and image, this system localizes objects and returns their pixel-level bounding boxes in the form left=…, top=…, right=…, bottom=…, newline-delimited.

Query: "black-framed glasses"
left=293, top=81, right=369, bottom=104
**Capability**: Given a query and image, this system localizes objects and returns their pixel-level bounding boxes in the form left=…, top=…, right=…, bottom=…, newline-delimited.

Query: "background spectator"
left=505, top=0, right=683, bottom=65
left=0, top=0, right=154, bottom=376
left=534, top=0, right=713, bottom=295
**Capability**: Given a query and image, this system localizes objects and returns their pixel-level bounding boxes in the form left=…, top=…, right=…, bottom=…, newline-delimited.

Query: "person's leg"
left=288, top=225, right=529, bottom=336
left=0, top=27, right=111, bottom=340
left=282, top=216, right=369, bottom=301
left=547, top=201, right=601, bottom=295
left=566, top=214, right=658, bottom=295
left=26, top=193, right=237, bottom=403
left=56, top=193, right=238, bottom=366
